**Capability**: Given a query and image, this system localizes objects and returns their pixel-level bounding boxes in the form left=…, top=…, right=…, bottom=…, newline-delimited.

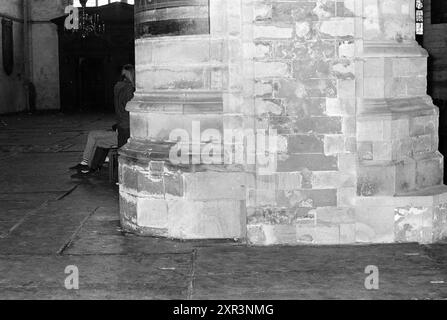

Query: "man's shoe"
left=70, top=169, right=98, bottom=179
left=69, top=164, right=89, bottom=171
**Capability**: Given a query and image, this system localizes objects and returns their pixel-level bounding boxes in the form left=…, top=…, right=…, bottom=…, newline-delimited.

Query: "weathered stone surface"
left=355, top=206, right=395, bottom=243
left=395, top=207, right=430, bottom=243
left=120, top=0, right=447, bottom=246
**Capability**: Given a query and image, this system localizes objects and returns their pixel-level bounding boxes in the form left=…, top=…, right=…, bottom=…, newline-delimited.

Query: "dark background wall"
left=0, top=0, right=26, bottom=114
left=423, top=0, right=447, bottom=104
left=54, top=2, right=134, bottom=113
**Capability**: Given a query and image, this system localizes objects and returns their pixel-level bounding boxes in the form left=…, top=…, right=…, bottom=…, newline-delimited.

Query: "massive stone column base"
left=118, top=142, right=447, bottom=245
left=119, top=141, right=246, bottom=240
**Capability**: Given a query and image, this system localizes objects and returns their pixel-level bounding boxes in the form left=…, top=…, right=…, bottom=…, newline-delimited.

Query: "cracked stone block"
left=394, top=207, right=427, bottom=243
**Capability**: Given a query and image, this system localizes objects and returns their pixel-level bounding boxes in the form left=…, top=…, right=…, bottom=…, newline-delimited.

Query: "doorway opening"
left=52, top=2, right=135, bottom=113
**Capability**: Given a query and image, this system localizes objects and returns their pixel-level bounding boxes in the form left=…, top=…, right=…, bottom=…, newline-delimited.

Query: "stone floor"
left=0, top=112, right=446, bottom=300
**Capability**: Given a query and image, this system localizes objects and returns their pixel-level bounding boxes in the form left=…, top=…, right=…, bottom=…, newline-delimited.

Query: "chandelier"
left=71, top=0, right=106, bottom=38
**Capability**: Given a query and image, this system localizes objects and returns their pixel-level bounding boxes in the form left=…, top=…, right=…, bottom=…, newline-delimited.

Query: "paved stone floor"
left=0, top=112, right=446, bottom=300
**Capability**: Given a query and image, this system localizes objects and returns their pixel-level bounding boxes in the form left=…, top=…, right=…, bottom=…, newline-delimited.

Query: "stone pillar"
left=120, top=0, right=447, bottom=244
left=119, top=0, right=247, bottom=239
left=356, top=0, right=447, bottom=243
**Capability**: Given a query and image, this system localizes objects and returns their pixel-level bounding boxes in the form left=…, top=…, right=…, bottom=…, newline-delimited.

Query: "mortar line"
left=57, top=206, right=100, bottom=255
left=0, top=184, right=82, bottom=239
left=0, top=200, right=50, bottom=239
left=56, top=185, right=78, bottom=201
left=187, top=249, right=198, bottom=300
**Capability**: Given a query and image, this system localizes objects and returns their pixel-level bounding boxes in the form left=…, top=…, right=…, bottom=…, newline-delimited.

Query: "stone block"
left=406, top=77, right=427, bottom=96
left=372, top=141, right=393, bottom=161
left=270, top=116, right=342, bottom=135
left=284, top=98, right=327, bottom=117
left=130, top=114, right=148, bottom=140
left=276, top=189, right=337, bottom=208
left=316, top=207, right=356, bottom=225
left=312, top=171, right=356, bottom=189
left=395, top=158, right=417, bottom=193
left=287, top=134, right=324, bottom=154
left=255, top=98, right=284, bottom=116
left=339, top=223, right=356, bottom=244
left=434, top=203, right=447, bottom=242
left=268, top=225, right=298, bottom=245
left=135, top=42, right=152, bottom=65
left=295, top=21, right=312, bottom=38
left=137, top=198, right=169, bottom=229
left=415, top=153, right=443, bottom=189
left=167, top=199, right=245, bottom=239
left=412, top=134, right=433, bottom=155
left=253, top=25, right=293, bottom=39
left=119, top=191, right=138, bottom=227
left=139, top=68, right=208, bottom=90
left=254, top=2, right=272, bottom=21
left=355, top=206, right=395, bottom=243
left=272, top=2, right=317, bottom=22
left=358, top=159, right=417, bottom=196
left=184, top=172, right=246, bottom=201
left=364, top=58, right=385, bottom=77
left=394, top=207, right=428, bottom=243
left=338, top=79, right=356, bottom=98
left=320, top=19, right=355, bottom=38
left=336, top=1, right=355, bottom=17
left=247, top=188, right=276, bottom=207
left=338, top=153, right=356, bottom=172
left=338, top=40, right=355, bottom=58
left=254, top=61, right=290, bottom=78
left=363, top=77, right=385, bottom=98
left=254, top=81, right=273, bottom=97
left=357, top=119, right=384, bottom=141
left=296, top=222, right=316, bottom=244
left=385, top=77, right=407, bottom=98
left=409, top=115, right=436, bottom=137
left=325, top=98, right=355, bottom=116
left=138, top=171, right=165, bottom=197
left=277, top=154, right=338, bottom=172
left=164, top=172, right=184, bottom=197
left=358, top=141, right=373, bottom=160
left=276, top=172, right=303, bottom=190
left=120, top=165, right=138, bottom=191
left=151, top=40, right=211, bottom=64
left=332, top=60, right=355, bottom=80
left=247, top=225, right=267, bottom=245
left=314, top=225, right=340, bottom=244
left=324, top=134, right=346, bottom=155
left=247, top=206, right=314, bottom=225
left=392, top=57, right=427, bottom=77
left=338, top=187, right=356, bottom=207
left=293, top=59, right=331, bottom=80
left=247, top=224, right=297, bottom=246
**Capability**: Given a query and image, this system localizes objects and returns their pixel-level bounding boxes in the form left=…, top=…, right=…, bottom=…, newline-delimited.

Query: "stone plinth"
left=119, top=0, right=447, bottom=245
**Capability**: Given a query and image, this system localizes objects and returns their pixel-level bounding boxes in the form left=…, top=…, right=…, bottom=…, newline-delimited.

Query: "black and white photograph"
left=0, top=0, right=446, bottom=307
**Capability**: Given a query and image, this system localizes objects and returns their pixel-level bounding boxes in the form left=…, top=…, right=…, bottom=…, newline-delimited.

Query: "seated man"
left=70, top=125, right=118, bottom=177
left=70, top=64, right=135, bottom=179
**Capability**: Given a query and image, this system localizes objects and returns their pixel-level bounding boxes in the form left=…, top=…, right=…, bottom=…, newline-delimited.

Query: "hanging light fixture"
left=71, top=0, right=106, bottom=38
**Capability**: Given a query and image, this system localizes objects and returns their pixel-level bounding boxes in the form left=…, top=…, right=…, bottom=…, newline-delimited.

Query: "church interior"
left=0, top=0, right=446, bottom=300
